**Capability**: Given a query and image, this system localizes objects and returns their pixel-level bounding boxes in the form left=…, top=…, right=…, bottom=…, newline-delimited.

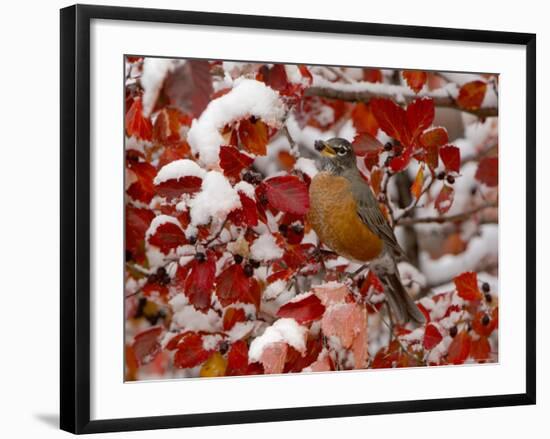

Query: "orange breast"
left=308, top=172, right=383, bottom=262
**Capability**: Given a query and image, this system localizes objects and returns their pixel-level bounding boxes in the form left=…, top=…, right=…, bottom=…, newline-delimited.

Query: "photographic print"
left=124, top=57, right=499, bottom=381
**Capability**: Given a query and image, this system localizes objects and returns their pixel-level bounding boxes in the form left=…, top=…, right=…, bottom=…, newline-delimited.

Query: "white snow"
left=419, top=224, right=498, bottom=286
left=154, top=159, right=206, bottom=185
left=294, top=157, right=318, bottom=178
left=189, top=171, right=241, bottom=226
left=145, top=215, right=181, bottom=239
left=234, top=180, right=256, bottom=198
left=263, top=279, right=287, bottom=300
left=250, top=233, right=284, bottom=261
left=248, top=318, right=307, bottom=362
left=187, top=78, right=287, bottom=167
left=171, top=304, right=222, bottom=333
left=141, top=58, right=178, bottom=116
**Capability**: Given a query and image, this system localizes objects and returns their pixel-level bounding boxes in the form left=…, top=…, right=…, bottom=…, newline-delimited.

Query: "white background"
left=0, top=0, right=546, bottom=437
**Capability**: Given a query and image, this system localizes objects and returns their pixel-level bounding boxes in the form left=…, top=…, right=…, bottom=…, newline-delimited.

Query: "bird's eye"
left=337, top=148, right=347, bottom=156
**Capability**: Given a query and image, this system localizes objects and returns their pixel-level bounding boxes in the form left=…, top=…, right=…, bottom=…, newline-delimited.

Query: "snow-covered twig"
left=305, top=83, right=498, bottom=118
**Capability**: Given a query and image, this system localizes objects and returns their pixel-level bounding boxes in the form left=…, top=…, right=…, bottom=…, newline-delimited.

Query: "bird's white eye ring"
left=337, top=149, right=347, bottom=156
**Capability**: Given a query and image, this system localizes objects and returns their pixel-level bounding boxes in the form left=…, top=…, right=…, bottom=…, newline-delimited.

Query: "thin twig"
left=204, top=218, right=228, bottom=247
left=394, top=174, right=434, bottom=223
left=396, top=201, right=498, bottom=226
left=283, top=125, right=299, bottom=157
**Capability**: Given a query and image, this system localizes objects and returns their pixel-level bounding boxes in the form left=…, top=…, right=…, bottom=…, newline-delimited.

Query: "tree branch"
left=305, top=84, right=498, bottom=118
left=396, top=201, right=498, bottom=226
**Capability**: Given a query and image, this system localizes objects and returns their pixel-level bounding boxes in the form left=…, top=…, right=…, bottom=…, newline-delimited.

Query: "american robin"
left=309, top=137, right=425, bottom=324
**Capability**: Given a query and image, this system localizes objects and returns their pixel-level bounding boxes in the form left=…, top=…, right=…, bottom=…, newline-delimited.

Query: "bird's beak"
left=314, top=140, right=336, bottom=157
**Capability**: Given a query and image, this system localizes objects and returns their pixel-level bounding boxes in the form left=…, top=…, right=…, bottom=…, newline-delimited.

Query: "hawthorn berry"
left=278, top=223, right=288, bottom=234
left=244, top=263, right=254, bottom=277
left=188, top=235, right=197, bottom=245
left=482, top=282, right=490, bottom=293
left=384, top=142, right=393, bottom=151
left=250, top=259, right=261, bottom=269
left=485, top=293, right=493, bottom=303
left=449, top=326, right=458, bottom=337
left=290, top=223, right=304, bottom=234
left=437, top=171, right=446, bottom=180
left=482, top=314, right=491, bottom=326
left=446, top=175, right=455, bottom=184
left=234, top=254, right=243, bottom=264
left=195, top=252, right=206, bottom=262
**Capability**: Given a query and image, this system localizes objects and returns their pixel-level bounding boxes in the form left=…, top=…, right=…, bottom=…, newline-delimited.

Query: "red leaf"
left=238, top=118, right=269, bottom=156
left=226, top=340, right=249, bottom=376
left=352, top=132, right=383, bottom=156
left=219, top=146, right=254, bottom=179
left=148, top=221, right=187, bottom=254
left=423, top=323, right=443, bottom=350
left=406, top=98, right=435, bottom=143
left=126, top=207, right=154, bottom=263
left=440, top=145, right=461, bottom=173
left=284, top=337, right=323, bottom=373
left=370, top=98, right=408, bottom=144
left=403, top=70, right=427, bottom=93
left=434, top=185, right=454, bottom=214
left=410, top=165, right=425, bottom=199
left=174, top=333, right=212, bottom=368
left=125, top=98, right=152, bottom=140
left=472, top=310, right=497, bottom=337
left=216, top=264, right=261, bottom=309
left=263, top=175, right=310, bottom=215
left=389, top=146, right=413, bottom=172
left=454, top=271, right=482, bottom=301
left=157, top=141, right=192, bottom=168
left=127, top=161, right=156, bottom=203
left=223, top=307, right=247, bottom=331
left=475, top=156, right=498, bottom=187
left=163, top=60, right=213, bottom=117
left=447, top=330, right=472, bottom=365
left=419, top=127, right=448, bottom=169
left=228, top=193, right=259, bottom=227
left=260, top=342, right=288, bottom=374
left=457, top=81, right=487, bottom=110
left=276, top=294, right=326, bottom=324
left=471, top=336, right=491, bottom=361
left=259, top=64, right=289, bottom=94
left=363, top=69, right=383, bottom=83
left=351, top=102, right=379, bottom=136
left=155, top=176, right=203, bottom=200
left=184, top=252, right=217, bottom=310
left=153, top=107, right=185, bottom=144
left=352, top=132, right=383, bottom=171
left=132, top=327, right=162, bottom=365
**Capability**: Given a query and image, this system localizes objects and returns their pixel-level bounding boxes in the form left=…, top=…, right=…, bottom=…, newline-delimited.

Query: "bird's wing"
left=351, top=176, right=406, bottom=259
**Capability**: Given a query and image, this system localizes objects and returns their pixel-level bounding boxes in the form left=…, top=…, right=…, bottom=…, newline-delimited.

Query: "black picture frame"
left=60, top=4, right=536, bottom=434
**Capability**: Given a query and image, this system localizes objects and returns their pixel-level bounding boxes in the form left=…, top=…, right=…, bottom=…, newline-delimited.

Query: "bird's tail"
left=380, top=272, right=426, bottom=325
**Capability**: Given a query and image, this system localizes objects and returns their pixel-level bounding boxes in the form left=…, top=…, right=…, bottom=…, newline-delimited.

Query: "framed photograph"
left=60, top=4, right=536, bottom=434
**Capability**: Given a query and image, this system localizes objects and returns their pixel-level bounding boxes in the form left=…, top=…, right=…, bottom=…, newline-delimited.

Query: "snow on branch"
left=187, top=78, right=287, bottom=167
left=305, top=76, right=498, bottom=118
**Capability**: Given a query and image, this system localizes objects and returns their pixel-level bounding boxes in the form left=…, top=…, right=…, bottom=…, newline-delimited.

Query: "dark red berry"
left=384, top=142, right=393, bottom=151
left=437, top=171, right=446, bottom=180
left=446, top=175, right=455, bottom=184
left=188, top=235, right=197, bottom=245
left=234, top=254, right=243, bottom=264
left=482, top=282, right=490, bottom=293
left=250, top=259, right=261, bottom=269
left=243, top=171, right=262, bottom=185
left=244, top=264, right=254, bottom=277
left=125, top=250, right=133, bottom=262
left=195, top=252, right=206, bottom=262
left=485, top=293, right=493, bottom=303
left=218, top=340, right=229, bottom=354
left=278, top=224, right=288, bottom=234
left=449, top=326, right=458, bottom=337
left=290, top=223, right=304, bottom=234
left=482, top=314, right=490, bottom=326
left=157, top=267, right=166, bottom=277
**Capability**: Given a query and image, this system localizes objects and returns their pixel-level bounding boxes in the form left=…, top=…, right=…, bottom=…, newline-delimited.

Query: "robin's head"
left=314, top=138, right=356, bottom=173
